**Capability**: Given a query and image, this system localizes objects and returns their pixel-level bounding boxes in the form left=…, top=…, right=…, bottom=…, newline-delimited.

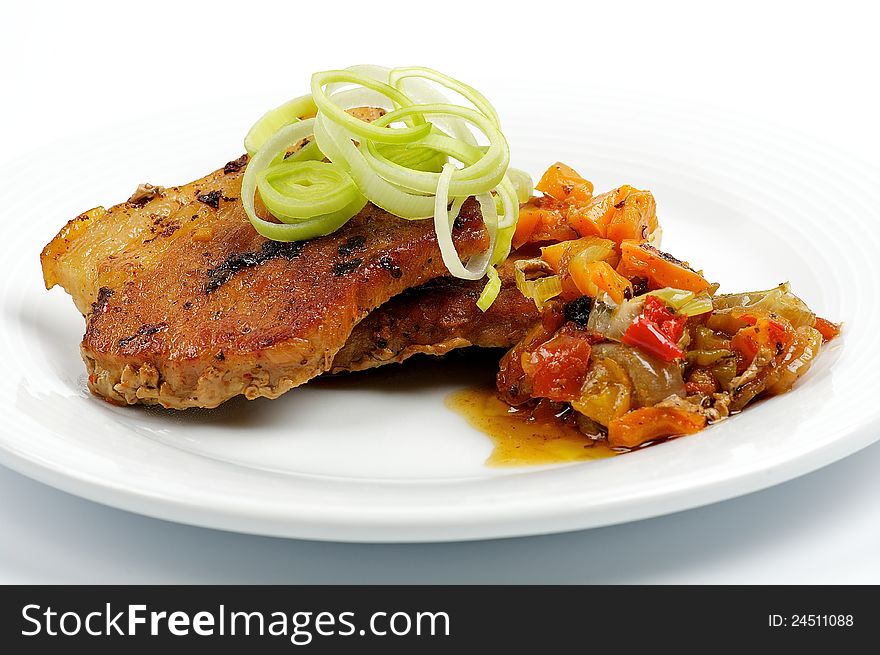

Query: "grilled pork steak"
left=331, top=256, right=539, bottom=373
left=41, top=160, right=489, bottom=409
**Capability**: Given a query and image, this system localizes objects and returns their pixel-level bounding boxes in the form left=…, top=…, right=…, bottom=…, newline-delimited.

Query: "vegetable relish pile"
left=498, top=162, right=840, bottom=450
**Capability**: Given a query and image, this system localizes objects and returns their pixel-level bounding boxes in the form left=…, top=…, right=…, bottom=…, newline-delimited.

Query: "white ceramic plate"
left=1, top=91, right=878, bottom=542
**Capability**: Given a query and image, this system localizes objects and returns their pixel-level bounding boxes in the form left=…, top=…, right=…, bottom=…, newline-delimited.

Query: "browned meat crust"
left=331, top=256, right=540, bottom=373
left=41, top=159, right=488, bottom=409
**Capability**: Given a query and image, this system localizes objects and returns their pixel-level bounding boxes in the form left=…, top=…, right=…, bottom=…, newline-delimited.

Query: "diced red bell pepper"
left=685, top=368, right=720, bottom=396
left=524, top=333, right=593, bottom=402
left=643, top=294, right=676, bottom=324
left=659, top=314, right=687, bottom=343
left=622, top=316, right=685, bottom=362
left=641, top=295, right=687, bottom=343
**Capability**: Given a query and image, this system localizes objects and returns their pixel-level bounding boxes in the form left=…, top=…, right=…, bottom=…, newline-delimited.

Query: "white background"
left=1, top=0, right=878, bottom=582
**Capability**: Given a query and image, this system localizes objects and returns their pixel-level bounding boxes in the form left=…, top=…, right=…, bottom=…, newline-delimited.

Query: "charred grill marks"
left=118, top=322, right=167, bottom=349
left=377, top=254, right=403, bottom=279
left=223, top=154, right=248, bottom=174
left=205, top=240, right=306, bottom=293
left=333, top=259, right=363, bottom=276
left=337, top=235, right=367, bottom=257
left=90, top=287, right=114, bottom=316
left=196, top=190, right=222, bottom=209
left=160, top=223, right=180, bottom=238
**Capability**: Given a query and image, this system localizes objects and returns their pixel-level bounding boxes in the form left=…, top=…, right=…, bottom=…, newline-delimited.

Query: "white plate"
left=1, top=91, right=878, bottom=542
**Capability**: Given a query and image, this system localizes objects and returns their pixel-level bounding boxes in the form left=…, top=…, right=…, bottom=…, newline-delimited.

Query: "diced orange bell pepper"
left=540, top=240, right=570, bottom=273
left=516, top=168, right=659, bottom=248
left=814, top=316, right=841, bottom=342
left=516, top=201, right=599, bottom=246
left=729, top=315, right=794, bottom=365
left=570, top=259, right=633, bottom=304
left=577, top=185, right=658, bottom=245
left=608, top=406, right=707, bottom=449
left=536, top=162, right=594, bottom=204
left=512, top=203, right=542, bottom=249
left=516, top=196, right=579, bottom=246
left=580, top=189, right=618, bottom=237
left=617, top=242, right=710, bottom=293
left=541, top=237, right=619, bottom=301
left=567, top=255, right=597, bottom=299
left=605, top=187, right=658, bottom=244
left=564, top=204, right=603, bottom=239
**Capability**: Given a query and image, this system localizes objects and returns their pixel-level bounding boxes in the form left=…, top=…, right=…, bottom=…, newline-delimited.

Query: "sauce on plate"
left=446, top=386, right=617, bottom=467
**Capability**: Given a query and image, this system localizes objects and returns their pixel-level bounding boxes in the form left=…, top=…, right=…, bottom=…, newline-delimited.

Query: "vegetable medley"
left=499, top=162, right=840, bottom=450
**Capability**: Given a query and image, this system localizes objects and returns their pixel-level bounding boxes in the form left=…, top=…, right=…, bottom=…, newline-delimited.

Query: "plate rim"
left=0, top=413, right=877, bottom=542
